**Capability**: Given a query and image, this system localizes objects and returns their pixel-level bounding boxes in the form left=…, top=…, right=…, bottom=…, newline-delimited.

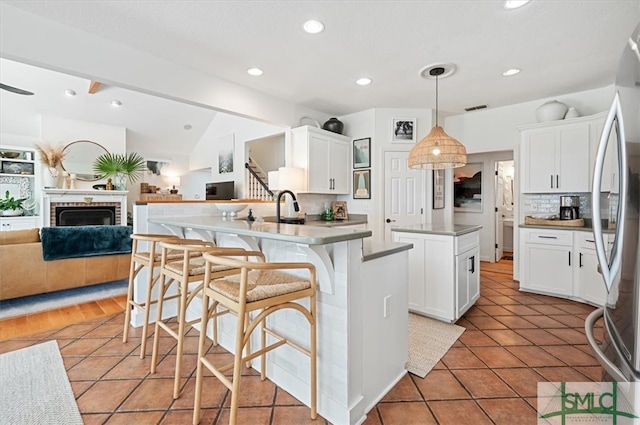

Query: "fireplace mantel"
left=42, top=189, right=128, bottom=227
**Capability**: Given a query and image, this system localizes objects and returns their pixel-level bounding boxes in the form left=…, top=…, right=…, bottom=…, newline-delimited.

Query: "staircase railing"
left=245, top=162, right=274, bottom=200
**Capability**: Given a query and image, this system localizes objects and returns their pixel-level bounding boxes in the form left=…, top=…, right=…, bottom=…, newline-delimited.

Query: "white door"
left=384, top=151, right=424, bottom=241
left=495, top=163, right=505, bottom=261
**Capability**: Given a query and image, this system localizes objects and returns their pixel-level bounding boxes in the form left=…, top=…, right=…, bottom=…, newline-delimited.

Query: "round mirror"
left=61, top=140, right=108, bottom=181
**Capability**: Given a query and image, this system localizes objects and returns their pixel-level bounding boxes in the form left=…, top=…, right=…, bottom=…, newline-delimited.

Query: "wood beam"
left=88, top=81, right=101, bottom=94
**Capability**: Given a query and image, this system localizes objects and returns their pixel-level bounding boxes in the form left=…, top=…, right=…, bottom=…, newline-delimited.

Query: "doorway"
left=495, top=160, right=514, bottom=262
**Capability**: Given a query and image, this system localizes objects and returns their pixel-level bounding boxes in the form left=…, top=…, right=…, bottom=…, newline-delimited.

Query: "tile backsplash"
left=523, top=193, right=592, bottom=218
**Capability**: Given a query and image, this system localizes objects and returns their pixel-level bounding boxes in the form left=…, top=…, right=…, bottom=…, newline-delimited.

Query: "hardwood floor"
left=0, top=295, right=127, bottom=341
left=481, top=253, right=513, bottom=276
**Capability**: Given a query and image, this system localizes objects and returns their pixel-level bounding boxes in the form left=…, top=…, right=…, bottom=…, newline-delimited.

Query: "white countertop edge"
left=390, top=223, right=482, bottom=236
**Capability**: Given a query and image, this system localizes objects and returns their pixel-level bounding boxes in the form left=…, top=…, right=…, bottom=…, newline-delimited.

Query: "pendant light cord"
left=435, top=74, right=439, bottom=126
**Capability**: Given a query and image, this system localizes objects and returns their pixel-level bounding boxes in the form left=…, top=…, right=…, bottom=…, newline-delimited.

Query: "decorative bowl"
left=0, top=151, right=20, bottom=159
left=536, top=100, right=568, bottom=122
left=215, top=203, right=248, bottom=217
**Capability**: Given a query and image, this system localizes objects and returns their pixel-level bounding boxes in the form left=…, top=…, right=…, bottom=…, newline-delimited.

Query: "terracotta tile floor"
left=0, top=260, right=605, bottom=424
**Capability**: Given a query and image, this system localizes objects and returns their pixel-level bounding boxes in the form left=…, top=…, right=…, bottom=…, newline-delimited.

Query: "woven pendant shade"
left=408, top=125, right=467, bottom=169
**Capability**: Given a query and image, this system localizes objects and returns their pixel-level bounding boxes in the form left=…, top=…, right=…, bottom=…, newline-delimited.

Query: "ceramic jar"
left=322, top=117, right=344, bottom=134
left=536, top=100, right=568, bottom=122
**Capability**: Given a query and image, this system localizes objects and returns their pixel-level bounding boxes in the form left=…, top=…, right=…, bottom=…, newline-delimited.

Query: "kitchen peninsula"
left=132, top=201, right=412, bottom=425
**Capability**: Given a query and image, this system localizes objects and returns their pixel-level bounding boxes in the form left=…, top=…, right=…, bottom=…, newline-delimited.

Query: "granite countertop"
left=149, top=215, right=372, bottom=245
left=391, top=223, right=482, bottom=236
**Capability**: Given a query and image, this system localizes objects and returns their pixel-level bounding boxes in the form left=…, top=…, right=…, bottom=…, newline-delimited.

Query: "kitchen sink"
left=262, top=216, right=305, bottom=225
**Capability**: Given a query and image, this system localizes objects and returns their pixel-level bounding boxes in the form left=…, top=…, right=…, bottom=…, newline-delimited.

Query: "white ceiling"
left=1, top=1, right=639, bottom=153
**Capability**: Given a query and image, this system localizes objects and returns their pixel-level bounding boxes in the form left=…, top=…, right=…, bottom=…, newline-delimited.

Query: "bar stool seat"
left=150, top=241, right=260, bottom=400
left=193, top=253, right=317, bottom=425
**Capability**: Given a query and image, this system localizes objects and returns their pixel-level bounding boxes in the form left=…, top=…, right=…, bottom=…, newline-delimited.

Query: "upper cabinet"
left=290, top=126, right=351, bottom=194
left=519, top=112, right=607, bottom=194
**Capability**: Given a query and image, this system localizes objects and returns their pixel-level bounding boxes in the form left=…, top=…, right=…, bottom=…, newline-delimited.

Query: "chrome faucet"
left=275, top=190, right=299, bottom=223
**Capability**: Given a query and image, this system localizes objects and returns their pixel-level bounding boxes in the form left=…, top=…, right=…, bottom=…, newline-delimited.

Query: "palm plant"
left=93, top=152, right=146, bottom=189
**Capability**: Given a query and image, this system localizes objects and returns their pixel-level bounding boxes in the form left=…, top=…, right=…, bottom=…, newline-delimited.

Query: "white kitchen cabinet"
left=392, top=227, right=480, bottom=323
left=520, top=228, right=574, bottom=296
left=0, top=216, right=39, bottom=231
left=520, top=121, right=590, bottom=193
left=520, top=227, right=612, bottom=306
left=575, top=232, right=611, bottom=306
left=290, top=126, right=350, bottom=194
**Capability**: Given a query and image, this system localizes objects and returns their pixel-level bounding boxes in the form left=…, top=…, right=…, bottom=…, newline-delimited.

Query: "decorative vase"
left=535, top=100, right=568, bottom=123
left=43, top=167, right=58, bottom=189
left=322, top=117, right=344, bottom=134
left=114, top=173, right=127, bottom=191
left=564, top=106, right=580, bottom=119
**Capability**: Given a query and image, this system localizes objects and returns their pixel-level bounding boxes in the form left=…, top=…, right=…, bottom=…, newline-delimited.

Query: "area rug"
left=0, top=340, right=83, bottom=425
left=407, top=313, right=465, bottom=378
left=0, top=279, right=128, bottom=320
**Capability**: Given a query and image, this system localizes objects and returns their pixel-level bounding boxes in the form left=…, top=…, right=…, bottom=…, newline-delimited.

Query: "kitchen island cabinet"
left=391, top=224, right=481, bottom=323
left=132, top=202, right=412, bottom=425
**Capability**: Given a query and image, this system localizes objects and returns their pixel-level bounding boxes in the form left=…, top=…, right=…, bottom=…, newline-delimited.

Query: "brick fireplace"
left=42, top=189, right=128, bottom=227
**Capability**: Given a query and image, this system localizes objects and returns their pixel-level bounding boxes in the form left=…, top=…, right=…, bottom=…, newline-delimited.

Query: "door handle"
left=550, top=175, right=554, bottom=189
left=579, top=252, right=583, bottom=268
left=468, top=256, right=475, bottom=273
left=386, top=218, right=396, bottom=223
left=556, top=175, right=559, bottom=189
left=568, top=251, right=571, bottom=267
left=538, top=236, right=557, bottom=239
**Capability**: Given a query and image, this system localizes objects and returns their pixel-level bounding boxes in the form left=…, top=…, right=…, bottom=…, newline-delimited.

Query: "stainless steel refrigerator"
left=586, top=22, right=640, bottom=382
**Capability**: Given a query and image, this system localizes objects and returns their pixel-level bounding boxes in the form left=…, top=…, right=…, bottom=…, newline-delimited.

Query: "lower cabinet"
left=393, top=229, right=480, bottom=323
left=0, top=216, right=39, bottom=231
left=520, top=227, right=609, bottom=306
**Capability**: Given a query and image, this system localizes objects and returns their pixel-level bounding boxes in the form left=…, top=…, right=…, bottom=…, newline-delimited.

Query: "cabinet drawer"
left=576, top=232, right=597, bottom=250
left=524, top=229, right=572, bottom=246
left=455, top=231, right=479, bottom=255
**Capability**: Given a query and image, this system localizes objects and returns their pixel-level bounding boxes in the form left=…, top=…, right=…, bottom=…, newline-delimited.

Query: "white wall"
left=445, top=86, right=615, bottom=153
left=190, top=113, right=286, bottom=197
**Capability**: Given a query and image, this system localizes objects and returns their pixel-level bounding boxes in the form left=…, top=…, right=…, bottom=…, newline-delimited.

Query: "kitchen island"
left=391, top=224, right=482, bottom=323
left=132, top=202, right=412, bottom=425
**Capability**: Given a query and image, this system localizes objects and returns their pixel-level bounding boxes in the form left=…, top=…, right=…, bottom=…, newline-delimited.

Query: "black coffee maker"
left=560, top=196, right=580, bottom=220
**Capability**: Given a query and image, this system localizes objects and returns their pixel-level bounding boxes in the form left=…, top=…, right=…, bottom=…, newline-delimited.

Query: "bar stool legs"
left=122, top=234, right=179, bottom=359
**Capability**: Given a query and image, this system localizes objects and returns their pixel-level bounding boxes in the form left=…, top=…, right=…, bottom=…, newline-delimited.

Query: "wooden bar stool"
left=150, top=240, right=259, bottom=399
left=192, top=253, right=317, bottom=425
left=123, top=233, right=183, bottom=359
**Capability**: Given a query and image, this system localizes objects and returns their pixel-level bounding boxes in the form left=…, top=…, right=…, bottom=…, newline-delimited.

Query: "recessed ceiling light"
left=183, top=124, right=192, bottom=130
left=303, top=19, right=325, bottom=34
left=355, top=77, right=372, bottom=86
left=504, top=0, right=532, bottom=9
left=110, top=99, right=122, bottom=107
left=64, top=89, right=76, bottom=97
left=502, top=68, right=521, bottom=76
left=247, top=67, right=264, bottom=76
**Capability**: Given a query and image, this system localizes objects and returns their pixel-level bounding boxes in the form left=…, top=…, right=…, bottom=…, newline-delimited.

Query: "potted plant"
left=0, top=190, right=26, bottom=216
left=93, top=152, right=146, bottom=190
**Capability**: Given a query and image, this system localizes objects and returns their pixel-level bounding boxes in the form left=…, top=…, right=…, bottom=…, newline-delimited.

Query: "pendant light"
left=408, top=66, right=467, bottom=169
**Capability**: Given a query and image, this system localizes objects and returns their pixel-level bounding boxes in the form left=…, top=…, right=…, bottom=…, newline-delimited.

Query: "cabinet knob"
left=385, top=218, right=396, bottom=223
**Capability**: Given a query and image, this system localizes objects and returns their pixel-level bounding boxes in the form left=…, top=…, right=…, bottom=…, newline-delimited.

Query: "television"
left=205, top=181, right=234, bottom=200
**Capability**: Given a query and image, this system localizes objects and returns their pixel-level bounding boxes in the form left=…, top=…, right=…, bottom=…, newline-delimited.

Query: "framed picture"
left=353, top=169, right=371, bottom=199
left=332, top=201, right=348, bottom=220
left=146, top=160, right=170, bottom=176
left=353, top=137, right=371, bottom=169
left=433, top=169, right=444, bottom=209
left=391, top=117, right=416, bottom=143
left=0, top=161, right=34, bottom=175
left=454, top=162, right=483, bottom=212
left=218, top=133, right=235, bottom=174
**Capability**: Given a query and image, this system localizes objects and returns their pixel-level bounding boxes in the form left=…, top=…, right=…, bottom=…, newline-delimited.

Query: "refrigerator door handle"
left=585, top=308, right=628, bottom=382
left=592, top=93, right=627, bottom=292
